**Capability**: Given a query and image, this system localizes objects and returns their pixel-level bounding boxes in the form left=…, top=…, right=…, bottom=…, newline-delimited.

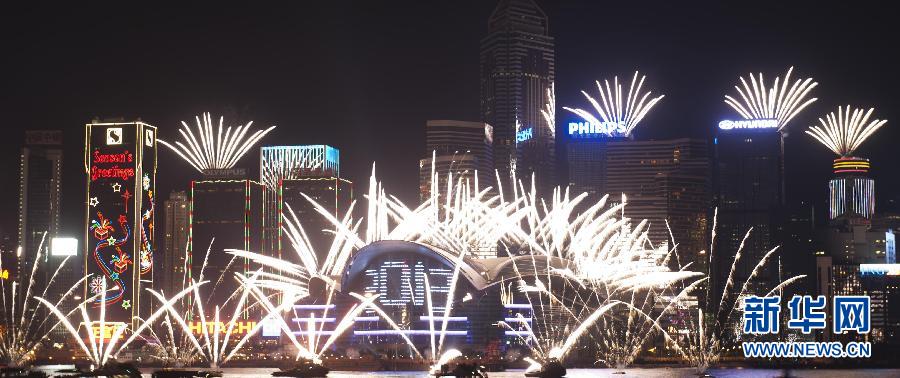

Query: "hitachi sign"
left=718, top=119, right=778, bottom=130
left=568, top=121, right=627, bottom=137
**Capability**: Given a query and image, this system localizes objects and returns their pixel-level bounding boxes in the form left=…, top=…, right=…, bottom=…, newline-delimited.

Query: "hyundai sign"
left=718, top=119, right=778, bottom=130
left=568, top=121, right=627, bottom=138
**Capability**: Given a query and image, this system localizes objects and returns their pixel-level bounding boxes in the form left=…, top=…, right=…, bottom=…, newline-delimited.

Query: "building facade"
left=189, top=176, right=265, bottom=314
left=419, top=120, right=494, bottom=202
left=480, top=0, right=555, bottom=195
left=162, top=190, right=189, bottom=296
left=84, top=121, right=157, bottom=323
left=605, top=138, right=710, bottom=261
left=712, top=126, right=784, bottom=304
left=260, top=145, right=350, bottom=262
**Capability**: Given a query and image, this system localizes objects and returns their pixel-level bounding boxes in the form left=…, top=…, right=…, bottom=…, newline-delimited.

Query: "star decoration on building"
left=118, top=214, right=128, bottom=224
left=107, top=236, right=116, bottom=245
left=111, top=182, right=122, bottom=192
left=90, top=197, right=99, bottom=207
left=121, top=300, right=131, bottom=310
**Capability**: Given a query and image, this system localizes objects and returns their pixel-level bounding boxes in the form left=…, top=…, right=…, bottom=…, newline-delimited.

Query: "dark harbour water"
left=31, top=366, right=900, bottom=377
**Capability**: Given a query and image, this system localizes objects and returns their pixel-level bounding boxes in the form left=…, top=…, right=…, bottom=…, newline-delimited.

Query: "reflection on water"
left=134, top=367, right=900, bottom=378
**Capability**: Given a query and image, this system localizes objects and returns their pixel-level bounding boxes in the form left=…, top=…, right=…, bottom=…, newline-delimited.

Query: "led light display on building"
left=859, top=264, right=900, bottom=276
left=51, top=237, right=78, bottom=256
left=828, top=156, right=875, bottom=220
left=886, top=231, right=896, bottom=264
left=260, top=145, right=339, bottom=190
left=515, top=127, right=533, bottom=142
left=83, top=122, right=156, bottom=323
left=717, top=119, right=778, bottom=130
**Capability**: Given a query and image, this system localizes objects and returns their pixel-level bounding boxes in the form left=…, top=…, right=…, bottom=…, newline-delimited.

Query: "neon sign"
left=568, top=121, right=626, bottom=137
left=859, top=264, right=900, bottom=276
left=516, top=127, right=534, bottom=142
left=188, top=321, right=257, bottom=335
left=718, top=119, right=778, bottom=130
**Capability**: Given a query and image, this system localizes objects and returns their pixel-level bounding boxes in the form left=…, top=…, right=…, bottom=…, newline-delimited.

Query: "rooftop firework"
left=805, top=105, right=888, bottom=157
left=563, top=71, right=665, bottom=137
left=159, top=112, right=275, bottom=173
left=724, top=67, right=818, bottom=131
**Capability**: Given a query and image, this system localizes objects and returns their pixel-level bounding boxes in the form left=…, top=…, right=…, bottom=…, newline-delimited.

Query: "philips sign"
left=568, top=121, right=627, bottom=137
left=718, top=119, right=778, bottom=130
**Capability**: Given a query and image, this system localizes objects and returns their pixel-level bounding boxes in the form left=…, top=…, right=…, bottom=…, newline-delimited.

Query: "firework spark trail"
left=563, top=71, right=664, bottom=137
left=158, top=112, right=275, bottom=173
left=0, top=233, right=88, bottom=367
left=234, top=161, right=710, bottom=370
left=675, top=213, right=806, bottom=374
left=805, top=105, right=888, bottom=156
left=541, top=83, right=556, bottom=139
left=724, top=67, right=818, bottom=131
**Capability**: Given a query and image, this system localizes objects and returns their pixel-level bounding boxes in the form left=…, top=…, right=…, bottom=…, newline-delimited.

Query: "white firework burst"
left=563, top=71, right=665, bottom=137
left=805, top=105, right=887, bottom=156
left=541, top=82, right=556, bottom=139
left=724, top=67, right=818, bottom=131
left=159, top=112, right=276, bottom=173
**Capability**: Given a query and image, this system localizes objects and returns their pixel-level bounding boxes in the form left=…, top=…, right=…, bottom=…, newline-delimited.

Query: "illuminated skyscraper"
left=18, top=130, right=64, bottom=283
left=260, top=145, right=350, bottom=261
left=481, top=0, right=556, bottom=194
left=83, top=121, right=157, bottom=323
left=162, top=190, right=189, bottom=296
left=189, top=175, right=265, bottom=312
left=712, top=123, right=784, bottom=304
left=419, top=120, right=494, bottom=201
left=605, top=138, right=710, bottom=261
left=829, top=157, right=875, bottom=220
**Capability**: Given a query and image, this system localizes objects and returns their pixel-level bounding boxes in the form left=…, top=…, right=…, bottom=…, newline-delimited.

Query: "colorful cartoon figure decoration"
left=89, top=210, right=131, bottom=306
left=139, top=190, right=154, bottom=275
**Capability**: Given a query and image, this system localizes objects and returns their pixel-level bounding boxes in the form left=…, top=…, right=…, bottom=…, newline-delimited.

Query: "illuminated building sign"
left=83, top=321, right=127, bottom=342
left=51, top=237, right=78, bottom=256
left=84, top=122, right=156, bottom=325
left=568, top=121, right=626, bottom=137
left=188, top=321, right=258, bottom=335
left=859, top=264, right=900, bottom=276
left=718, top=119, right=778, bottom=130
left=516, top=127, right=533, bottom=142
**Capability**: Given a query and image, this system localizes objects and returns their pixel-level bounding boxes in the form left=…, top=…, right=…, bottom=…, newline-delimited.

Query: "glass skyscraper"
left=480, top=0, right=556, bottom=195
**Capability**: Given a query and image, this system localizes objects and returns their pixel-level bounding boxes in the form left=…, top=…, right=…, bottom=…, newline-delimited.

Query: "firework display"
left=806, top=105, right=887, bottom=157
left=724, top=67, right=818, bottom=131
left=158, top=112, right=275, bottom=174
left=563, top=71, right=665, bottom=137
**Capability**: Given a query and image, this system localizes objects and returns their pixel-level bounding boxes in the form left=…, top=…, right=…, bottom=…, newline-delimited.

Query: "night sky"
left=2, top=1, right=899, bottom=237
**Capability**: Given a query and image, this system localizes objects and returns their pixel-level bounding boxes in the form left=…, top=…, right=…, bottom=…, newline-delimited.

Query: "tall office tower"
left=605, top=138, right=710, bottom=264
left=480, top=0, right=556, bottom=195
left=260, top=145, right=349, bottom=262
left=18, top=130, right=63, bottom=282
left=419, top=120, right=494, bottom=201
left=712, top=125, right=784, bottom=302
left=189, top=173, right=265, bottom=314
left=84, top=121, right=157, bottom=324
left=162, top=190, right=189, bottom=296
left=828, top=157, right=875, bottom=220
left=565, top=120, right=630, bottom=203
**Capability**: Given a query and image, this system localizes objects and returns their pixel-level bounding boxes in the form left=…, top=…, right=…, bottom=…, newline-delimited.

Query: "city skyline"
left=2, top=1, right=900, bottom=373
left=2, top=2, right=900, bottom=237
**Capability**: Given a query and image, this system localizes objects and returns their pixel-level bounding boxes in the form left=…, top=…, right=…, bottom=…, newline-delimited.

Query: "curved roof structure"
left=339, top=240, right=573, bottom=292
